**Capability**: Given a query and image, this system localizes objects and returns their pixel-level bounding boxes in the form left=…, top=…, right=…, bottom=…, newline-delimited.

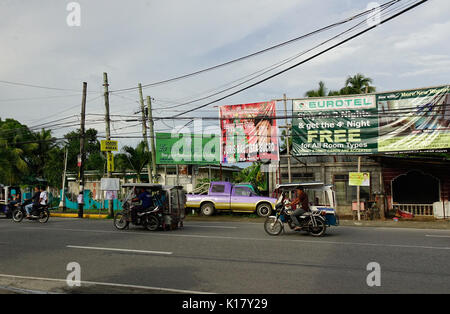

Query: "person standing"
left=77, top=191, right=84, bottom=218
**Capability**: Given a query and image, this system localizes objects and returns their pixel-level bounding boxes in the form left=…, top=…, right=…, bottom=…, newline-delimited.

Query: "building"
left=270, top=154, right=450, bottom=219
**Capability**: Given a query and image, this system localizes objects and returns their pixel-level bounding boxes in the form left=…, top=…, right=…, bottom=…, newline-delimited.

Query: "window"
left=211, top=184, right=225, bottom=193
left=234, top=187, right=252, bottom=197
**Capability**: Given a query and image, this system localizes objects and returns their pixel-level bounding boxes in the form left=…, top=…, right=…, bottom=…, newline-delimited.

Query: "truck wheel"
left=200, top=203, right=215, bottom=216
left=256, top=203, right=272, bottom=217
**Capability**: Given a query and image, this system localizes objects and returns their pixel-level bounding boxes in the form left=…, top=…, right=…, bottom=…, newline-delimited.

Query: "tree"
left=305, top=81, right=340, bottom=97
left=115, top=141, right=151, bottom=182
left=341, top=73, right=376, bottom=95
left=233, top=162, right=267, bottom=192
left=0, top=118, right=36, bottom=185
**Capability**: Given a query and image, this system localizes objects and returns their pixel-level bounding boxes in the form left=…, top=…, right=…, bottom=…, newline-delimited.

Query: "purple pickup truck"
left=186, top=181, right=277, bottom=217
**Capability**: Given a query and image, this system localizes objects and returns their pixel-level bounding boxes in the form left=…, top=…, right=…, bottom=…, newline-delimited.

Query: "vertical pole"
left=357, top=156, right=361, bottom=221
left=147, top=96, right=157, bottom=183
left=103, top=72, right=114, bottom=217
left=283, top=94, right=292, bottom=198
left=78, top=82, right=87, bottom=218
left=59, top=147, right=68, bottom=212
left=138, top=84, right=152, bottom=182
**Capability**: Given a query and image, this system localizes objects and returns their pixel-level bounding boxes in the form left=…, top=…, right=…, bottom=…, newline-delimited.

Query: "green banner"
left=292, top=95, right=378, bottom=155
left=155, top=132, right=220, bottom=165
left=292, top=85, right=450, bottom=155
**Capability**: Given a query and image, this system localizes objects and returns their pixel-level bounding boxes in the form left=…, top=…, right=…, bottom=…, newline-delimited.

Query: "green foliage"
left=232, top=162, right=267, bottom=192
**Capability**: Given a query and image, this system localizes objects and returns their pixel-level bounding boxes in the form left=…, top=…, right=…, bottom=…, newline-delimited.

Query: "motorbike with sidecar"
left=264, top=183, right=339, bottom=237
left=114, top=183, right=186, bottom=231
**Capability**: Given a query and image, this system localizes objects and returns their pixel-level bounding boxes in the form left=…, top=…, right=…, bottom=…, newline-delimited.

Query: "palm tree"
left=117, top=141, right=151, bottom=182
left=305, top=81, right=340, bottom=97
left=341, top=73, right=376, bottom=95
left=29, top=128, right=57, bottom=178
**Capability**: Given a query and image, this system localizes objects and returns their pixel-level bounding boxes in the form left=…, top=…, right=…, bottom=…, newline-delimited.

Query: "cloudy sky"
left=0, top=0, right=449, bottom=147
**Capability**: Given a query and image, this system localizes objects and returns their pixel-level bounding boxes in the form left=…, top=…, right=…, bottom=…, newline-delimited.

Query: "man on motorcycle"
left=25, top=186, right=41, bottom=218
left=288, top=187, right=310, bottom=230
left=130, top=187, right=153, bottom=224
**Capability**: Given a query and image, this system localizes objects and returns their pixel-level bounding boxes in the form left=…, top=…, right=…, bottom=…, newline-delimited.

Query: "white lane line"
left=67, top=245, right=173, bottom=255
left=426, top=235, right=450, bottom=238
left=0, top=274, right=212, bottom=294
left=23, top=227, right=450, bottom=251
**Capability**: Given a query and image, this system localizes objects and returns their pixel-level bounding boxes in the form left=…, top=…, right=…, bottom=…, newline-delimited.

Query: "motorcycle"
left=264, top=191, right=327, bottom=237
left=114, top=202, right=162, bottom=231
left=12, top=200, right=50, bottom=223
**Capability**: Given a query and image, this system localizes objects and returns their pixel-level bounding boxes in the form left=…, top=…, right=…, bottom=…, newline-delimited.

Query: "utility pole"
left=138, top=84, right=152, bottom=183
left=59, top=147, right=68, bottom=212
left=103, top=73, right=114, bottom=217
left=356, top=156, right=362, bottom=221
left=146, top=96, right=157, bottom=183
left=78, top=82, right=87, bottom=218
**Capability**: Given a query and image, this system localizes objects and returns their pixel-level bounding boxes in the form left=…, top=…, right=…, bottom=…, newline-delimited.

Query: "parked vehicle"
left=186, top=181, right=277, bottom=217
left=11, top=199, right=50, bottom=223
left=264, top=183, right=339, bottom=236
left=0, top=185, right=22, bottom=219
left=114, top=183, right=186, bottom=231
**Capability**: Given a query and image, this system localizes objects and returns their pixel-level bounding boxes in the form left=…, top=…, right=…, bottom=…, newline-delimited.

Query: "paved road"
left=0, top=217, right=449, bottom=294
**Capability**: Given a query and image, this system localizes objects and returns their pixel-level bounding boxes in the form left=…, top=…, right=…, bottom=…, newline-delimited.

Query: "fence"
left=393, top=204, right=434, bottom=216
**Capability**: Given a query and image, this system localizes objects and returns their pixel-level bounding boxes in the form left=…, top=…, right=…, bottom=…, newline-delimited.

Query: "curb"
left=50, top=213, right=108, bottom=219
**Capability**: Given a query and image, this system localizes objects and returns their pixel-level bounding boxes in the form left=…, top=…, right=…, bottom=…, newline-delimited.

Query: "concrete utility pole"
left=146, top=96, right=157, bottom=183
left=103, top=72, right=114, bottom=217
left=283, top=94, right=292, bottom=185
left=138, top=84, right=152, bottom=183
left=78, top=82, right=87, bottom=218
left=357, top=156, right=362, bottom=221
left=59, top=147, right=68, bottom=212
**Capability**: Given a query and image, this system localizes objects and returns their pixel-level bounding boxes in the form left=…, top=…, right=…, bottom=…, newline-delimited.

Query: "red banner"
left=220, top=101, right=279, bottom=163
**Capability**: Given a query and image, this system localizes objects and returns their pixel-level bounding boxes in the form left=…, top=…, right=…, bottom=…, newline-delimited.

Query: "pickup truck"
left=186, top=181, right=277, bottom=217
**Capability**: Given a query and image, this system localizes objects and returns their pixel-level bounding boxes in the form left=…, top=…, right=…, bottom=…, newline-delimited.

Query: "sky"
left=0, top=0, right=449, bottom=149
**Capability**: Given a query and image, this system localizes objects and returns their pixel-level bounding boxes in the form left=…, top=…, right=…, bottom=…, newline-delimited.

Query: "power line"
left=170, top=0, right=428, bottom=118
left=109, top=0, right=399, bottom=94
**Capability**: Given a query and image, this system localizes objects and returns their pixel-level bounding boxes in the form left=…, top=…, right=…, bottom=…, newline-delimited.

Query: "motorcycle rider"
left=288, top=187, right=310, bottom=231
left=24, top=186, right=41, bottom=218
left=130, top=187, right=153, bottom=224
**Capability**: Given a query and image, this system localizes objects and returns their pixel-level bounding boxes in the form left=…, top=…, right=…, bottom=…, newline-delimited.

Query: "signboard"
left=292, top=85, right=450, bottom=155
left=219, top=101, right=279, bottom=163
left=107, top=152, right=114, bottom=172
left=155, top=132, right=220, bottom=165
left=377, top=86, right=450, bottom=152
left=292, top=95, right=378, bottom=155
left=101, top=140, right=118, bottom=152
left=349, top=172, right=370, bottom=186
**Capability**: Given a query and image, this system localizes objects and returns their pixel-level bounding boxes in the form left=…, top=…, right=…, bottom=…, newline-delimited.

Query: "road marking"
left=67, top=245, right=173, bottom=255
left=426, top=235, right=450, bottom=238
left=0, top=274, right=212, bottom=294
left=23, top=226, right=450, bottom=251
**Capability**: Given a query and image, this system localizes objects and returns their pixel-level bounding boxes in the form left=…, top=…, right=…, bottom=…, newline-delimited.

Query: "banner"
left=220, top=101, right=279, bottom=163
left=292, top=85, right=450, bottom=155
left=155, top=132, right=220, bottom=165
left=292, top=95, right=378, bottom=155
left=349, top=172, right=370, bottom=186
left=377, top=86, right=450, bottom=152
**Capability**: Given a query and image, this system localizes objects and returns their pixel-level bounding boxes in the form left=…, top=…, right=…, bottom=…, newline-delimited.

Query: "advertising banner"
left=292, top=95, right=378, bottom=155
left=377, top=86, right=450, bottom=152
left=155, top=132, right=220, bottom=165
left=220, top=101, right=279, bottom=163
left=292, top=85, right=450, bottom=155
left=349, top=172, right=370, bottom=186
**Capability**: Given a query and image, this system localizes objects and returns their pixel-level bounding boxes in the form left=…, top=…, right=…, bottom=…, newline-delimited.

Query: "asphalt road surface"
left=0, top=217, right=449, bottom=294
